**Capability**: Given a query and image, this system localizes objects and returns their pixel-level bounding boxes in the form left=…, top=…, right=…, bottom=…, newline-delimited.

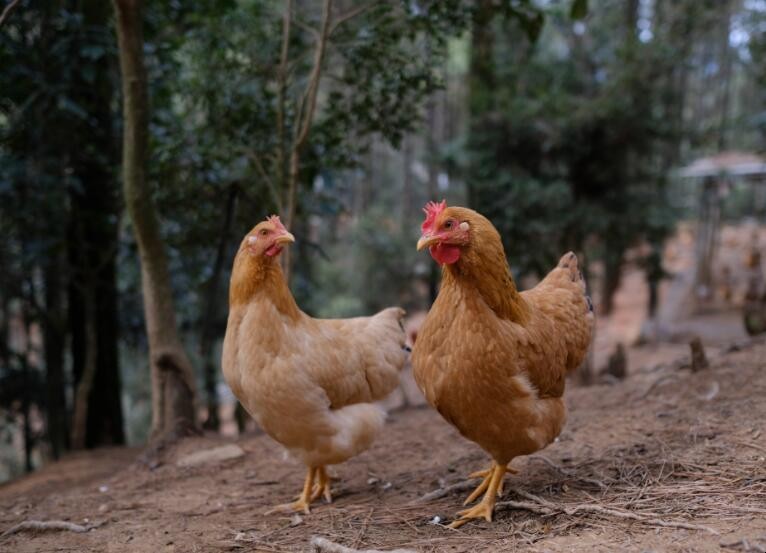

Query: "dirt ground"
left=1, top=337, right=765, bottom=553
left=2, top=224, right=765, bottom=552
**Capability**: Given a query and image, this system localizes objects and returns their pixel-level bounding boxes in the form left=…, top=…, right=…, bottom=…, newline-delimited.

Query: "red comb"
left=266, top=214, right=287, bottom=231
left=421, top=200, right=446, bottom=232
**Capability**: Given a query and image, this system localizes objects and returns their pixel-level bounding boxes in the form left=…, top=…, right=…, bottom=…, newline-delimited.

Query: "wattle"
left=430, top=243, right=460, bottom=265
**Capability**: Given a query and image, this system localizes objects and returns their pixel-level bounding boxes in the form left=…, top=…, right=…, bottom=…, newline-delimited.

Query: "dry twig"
left=311, top=536, right=416, bottom=553
left=506, top=488, right=720, bottom=535
left=736, top=441, right=766, bottom=455
left=1, top=520, right=103, bottom=538
left=414, top=480, right=475, bottom=503
left=640, top=373, right=680, bottom=399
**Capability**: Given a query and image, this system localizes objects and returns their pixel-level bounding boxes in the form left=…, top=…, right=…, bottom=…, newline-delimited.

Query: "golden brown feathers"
left=222, top=222, right=407, bottom=468
left=412, top=205, right=593, bottom=465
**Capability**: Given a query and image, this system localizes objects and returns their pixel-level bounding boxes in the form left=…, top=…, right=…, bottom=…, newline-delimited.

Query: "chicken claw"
left=449, top=463, right=506, bottom=528
left=465, top=462, right=517, bottom=504
left=266, top=466, right=317, bottom=515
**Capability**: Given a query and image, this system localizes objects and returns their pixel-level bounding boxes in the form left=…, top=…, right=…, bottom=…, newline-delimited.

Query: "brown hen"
left=222, top=216, right=407, bottom=514
left=412, top=201, right=594, bottom=527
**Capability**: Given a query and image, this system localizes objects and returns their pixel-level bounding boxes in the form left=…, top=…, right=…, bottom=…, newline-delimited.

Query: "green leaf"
left=570, top=0, right=588, bottom=20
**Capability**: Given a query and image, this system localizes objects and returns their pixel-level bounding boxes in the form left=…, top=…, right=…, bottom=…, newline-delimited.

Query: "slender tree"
left=113, top=0, right=197, bottom=442
left=199, top=185, right=239, bottom=431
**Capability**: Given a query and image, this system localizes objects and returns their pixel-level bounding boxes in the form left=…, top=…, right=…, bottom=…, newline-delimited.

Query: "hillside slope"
left=1, top=340, right=765, bottom=552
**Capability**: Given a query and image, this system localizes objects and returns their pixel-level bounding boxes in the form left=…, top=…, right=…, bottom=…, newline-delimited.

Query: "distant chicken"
left=412, top=201, right=594, bottom=527
left=222, top=216, right=407, bottom=513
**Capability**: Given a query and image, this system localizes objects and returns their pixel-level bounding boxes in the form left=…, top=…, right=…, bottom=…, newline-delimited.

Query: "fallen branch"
left=414, top=480, right=475, bottom=503
left=311, top=536, right=416, bottom=553
left=640, top=373, right=680, bottom=399
left=1, top=520, right=103, bottom=538
left=721, top=537, right=766, bottom=552
left=507, top=488, right=719, bottom=535
left=736, top=441, right=766, bottom=455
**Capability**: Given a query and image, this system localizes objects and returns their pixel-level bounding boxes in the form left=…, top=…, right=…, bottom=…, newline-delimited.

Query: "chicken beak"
left=274, top=232, right=296, bottom=245
left=417, top=234, right=439, bottom=251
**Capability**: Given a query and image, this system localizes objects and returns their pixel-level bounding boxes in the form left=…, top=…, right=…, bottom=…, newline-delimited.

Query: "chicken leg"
left=463, top=461, right=517, bottom=505
left=310, top=466, right=333, bottom=503
left=449, top=463, right=506, bottom=528
left=265, top=466, right=317, bottom=515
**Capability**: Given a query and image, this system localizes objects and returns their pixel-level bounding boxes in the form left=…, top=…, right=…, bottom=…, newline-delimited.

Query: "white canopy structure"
left=677, top=151, right=766, bottom=305
left=678, top=151, right=766, bottom=179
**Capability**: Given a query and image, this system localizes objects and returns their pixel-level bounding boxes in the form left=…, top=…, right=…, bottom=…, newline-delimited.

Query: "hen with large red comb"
left=421, top=200, right=447, bottom=233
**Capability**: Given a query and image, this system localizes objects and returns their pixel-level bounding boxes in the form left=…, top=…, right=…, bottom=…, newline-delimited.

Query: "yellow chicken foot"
left=449, top=463, right=506, bottom=528
left=266, top=466, right=317, bottom=515
left=310, top=466, right=333, bottom=503
left=463, top=465, right=493, bottom=505
left=464, top=462, right=517, bottom=504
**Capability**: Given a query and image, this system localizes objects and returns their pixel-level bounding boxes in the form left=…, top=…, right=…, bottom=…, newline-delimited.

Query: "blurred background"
left=1, top=0, right=765, bottom=482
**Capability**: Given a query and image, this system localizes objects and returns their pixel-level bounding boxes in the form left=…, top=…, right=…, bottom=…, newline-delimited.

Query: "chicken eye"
left=260, top=229, right=269, bottom=236
left=444, top=220, right=453, bottom=230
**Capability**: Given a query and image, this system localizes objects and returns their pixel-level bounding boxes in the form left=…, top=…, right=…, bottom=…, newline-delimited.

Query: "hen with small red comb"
left=421, top=200, right=446, bottom=233
left=412, top=204, right=594, bottom=528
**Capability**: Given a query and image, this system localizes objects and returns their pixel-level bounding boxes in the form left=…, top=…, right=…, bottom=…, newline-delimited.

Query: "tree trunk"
left=694, top=178, right=720, bottom=300
left=88, top=254, right=124, bottom=447
left=200, top=185, right=238, bottom=431
left=234, top=402, right=248, bottom=435
left=602, top=248, right=623, bottom=316
left=280, top=0, right=333, bottom=282
left=20, top=308, right=33, bottom=472
left=64, top=0, right=125, bottom=449
left=71, top=287, right=97, bottom=450
left=43, top=256, right=68, bottom=458
left=67, top=184, right=125, bottom=447
left=401, top=135, right=413, bottom=227
left=113, top=0, right=198, bottom=442
left=716, top=0, right=733, bottom=151
left=21, top=353, right=33, bottom=473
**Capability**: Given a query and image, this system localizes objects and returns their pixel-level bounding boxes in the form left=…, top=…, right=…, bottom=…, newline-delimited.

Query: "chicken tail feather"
left=557, top=251, right=585, bottom=287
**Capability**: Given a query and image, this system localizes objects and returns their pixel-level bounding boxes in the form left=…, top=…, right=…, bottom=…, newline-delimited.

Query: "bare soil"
left=1, top=338, right=765, bottom=553
left=3, top=223, right=765, bottom=552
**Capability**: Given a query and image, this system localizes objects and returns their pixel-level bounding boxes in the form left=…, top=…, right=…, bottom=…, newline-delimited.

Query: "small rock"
left=98, top=485, right=109, bottom=493
left=98, top=503, right=109, bottom=513
left=367, top=477, right=379, bottom=485
left=289, top=514, right=303, bottom=527
left=382, top=482, right=392, bottom=490
left=176, top=444, right=245, bottom=468
left=430, top=516, right=442, bottom=524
